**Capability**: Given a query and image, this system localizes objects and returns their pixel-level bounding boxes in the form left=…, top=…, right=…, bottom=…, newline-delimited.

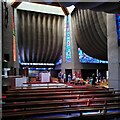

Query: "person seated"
left=79, top=78, right=85, bottom=85
left=36, top=76, right=40, bottom=81
left=74, top=77, right=80, bottom=85
left=86, top=77, right=90, bottom=85
left=70, top=74, right=76, bottom=84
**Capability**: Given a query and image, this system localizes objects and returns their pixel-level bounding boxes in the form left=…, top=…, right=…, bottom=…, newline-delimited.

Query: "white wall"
left=17, top=2, right=65, bottom=16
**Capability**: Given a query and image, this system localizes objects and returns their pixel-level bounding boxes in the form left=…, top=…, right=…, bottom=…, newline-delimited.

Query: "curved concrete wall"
left=72, top=9, right=107, bottom=60
left=17, top=10, right=64, bottom=63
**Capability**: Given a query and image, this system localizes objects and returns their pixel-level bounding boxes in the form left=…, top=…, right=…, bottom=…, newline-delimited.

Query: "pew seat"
left=2, top=87, right=120, bottom=120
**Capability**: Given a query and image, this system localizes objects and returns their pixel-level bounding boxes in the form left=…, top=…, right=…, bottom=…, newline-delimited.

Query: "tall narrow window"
left=12, top=12, right=16, bottom=62
left=66, top=15, right=72, bottom=62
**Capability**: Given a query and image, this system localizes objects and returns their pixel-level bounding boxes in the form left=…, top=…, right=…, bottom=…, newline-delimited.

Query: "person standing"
left=63, top=73, right=66, bottom=83
left=58, top=71, right=62, bottom=82
left=92, top=73, right=97, bottom=85
left=68, top=74, right=71, bottom=83
left=98, top=72, right=101, bottom=83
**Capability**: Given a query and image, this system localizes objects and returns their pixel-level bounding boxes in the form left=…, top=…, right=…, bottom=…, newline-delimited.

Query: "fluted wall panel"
left=17, top=10, right=64, bottom=63
left=72, top=9, right=107, bottom=60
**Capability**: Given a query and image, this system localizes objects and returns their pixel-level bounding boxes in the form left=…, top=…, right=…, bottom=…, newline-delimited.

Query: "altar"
left=40, top=72, right=50, bottom=83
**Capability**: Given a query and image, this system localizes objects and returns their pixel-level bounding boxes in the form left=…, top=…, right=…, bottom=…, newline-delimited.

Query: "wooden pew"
left=3, top=91, right=120, bottom=111
left=3, top=90, right=116, bottom=103
left=3, top=86, right=114, bottom=97
left=2, top=88, right=120, bottom=120
left=2, top=90, right=114, bottom=98
left=3, top=95, right=120, bottom=111
left=3, top=89, right=119, bottom=108
left=2, top=98, right=120, bottom=120
left=6, top=86, right=111, bottom=93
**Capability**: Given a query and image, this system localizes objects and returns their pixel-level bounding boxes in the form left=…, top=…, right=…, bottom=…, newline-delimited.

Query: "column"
left=107, top=14, right=120, bottom=90
left=61, top=15, right=72, bottom=70
left=2, top=2, right=13, bottom=74
left=70, top=14, right=82, bottom=75
left=0, top=1, right=2, bottom=119
left=61, top=15, right=82, bottom=76
left=13, top=8, right=19, bottom=75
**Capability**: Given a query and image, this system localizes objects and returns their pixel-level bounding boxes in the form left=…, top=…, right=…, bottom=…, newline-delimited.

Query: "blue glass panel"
left=116, top=14, right=120, bottom=46
left=78, top=48, right=108, bottom=63
left=56, top=55, right=62, bottom=65
left=66, top=16, right=72, bottom=62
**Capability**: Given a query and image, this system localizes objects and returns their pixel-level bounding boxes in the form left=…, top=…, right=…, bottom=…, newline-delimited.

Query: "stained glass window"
left=56, top=55, right=62, bottom=65
left=12, top=14, right=17, bottom=62
left=116, top=14, right=120, bottom=46
left=78, top=48, right=108, bottom=63
left=66, top=16, right=72, bottom=62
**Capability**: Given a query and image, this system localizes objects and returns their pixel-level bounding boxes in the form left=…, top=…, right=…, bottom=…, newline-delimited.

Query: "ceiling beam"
left=11, top=1, right=69, bottom=15
left=11, top=2, right=21, bottom=8
left=58, top=2, right=69, bottom=15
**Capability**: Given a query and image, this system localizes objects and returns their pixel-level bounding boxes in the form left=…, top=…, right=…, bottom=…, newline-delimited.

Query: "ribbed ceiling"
left=72, top=9, right=107, bottom=60
left=17, top=10, right=64, bottom=63
left=61, top=2, right=120, bottom=14
left=16, top=2, right=119, bottom=62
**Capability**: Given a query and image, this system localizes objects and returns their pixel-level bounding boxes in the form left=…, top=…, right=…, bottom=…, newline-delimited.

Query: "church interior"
left=1, top=1, right=120, bottom=120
